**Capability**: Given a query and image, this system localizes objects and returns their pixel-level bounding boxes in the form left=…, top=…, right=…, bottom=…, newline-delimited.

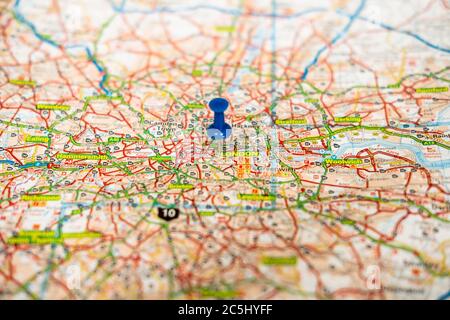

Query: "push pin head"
left=207, top=97, right=231, bottom=140
left=208, top=97, right=229, bottom=112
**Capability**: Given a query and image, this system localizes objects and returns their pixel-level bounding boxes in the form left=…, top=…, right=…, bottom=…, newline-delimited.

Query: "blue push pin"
left=207, top=97, right=231, bottom=140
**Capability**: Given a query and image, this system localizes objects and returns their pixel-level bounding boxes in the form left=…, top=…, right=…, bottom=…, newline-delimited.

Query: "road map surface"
left=0, top=0, right=450, bottom=300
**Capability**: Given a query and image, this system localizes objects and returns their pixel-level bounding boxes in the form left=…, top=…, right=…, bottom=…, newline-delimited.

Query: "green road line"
left=68, top=135, right=82, bottom=146
left=287, top=125, right=450, bottom=150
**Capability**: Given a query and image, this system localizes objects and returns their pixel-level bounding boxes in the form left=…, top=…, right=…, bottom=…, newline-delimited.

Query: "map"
left=0, top=0, right=449, bottom=300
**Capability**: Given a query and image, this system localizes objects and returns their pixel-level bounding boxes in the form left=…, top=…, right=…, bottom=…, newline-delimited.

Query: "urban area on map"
left=0, top=0, right=449, bottom=300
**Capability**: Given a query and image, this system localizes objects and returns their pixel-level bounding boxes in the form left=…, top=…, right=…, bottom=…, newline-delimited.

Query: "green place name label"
left=25, top=135, right=50, bottom=143
left=334, top=116, right=361, bottom=123
left=238, top=194, right=276, bottom=201
left=262, top=256, right=297, bottom=266
left=0, top=172, right=15, bottom=176
left=198, top=211, right=216, bottom=217
left=40, top=34, right=52, bottom=41
left=7, top=230, right=102, bottom=245
left=200, top=289, right=237, bottom=299
left=224, top=151, right=259, bottom=157
left=36, top=103, right=70, bottom=111
left=107, top=137, right=142, bottom=143
left=387, top=83, right=400, bottom=89
left=415, top=87, right=448, bottom=93
left=324, top=158, right=363, bottom=165
left=9, top=230, right=57, bottom=246
left=149, top=155, right=173, bottom=161
left=87, top=94, right=123, bottom=101
left=108, top=137, right=122, bottom=143
left=191, top=70, right=203, bottom=77
left=71, top=208, right=82, bottom=215
left=275, top=119, right=307, bottom=125
left=9, top=79, right=36, bottom=87
left=61, top=232, right=102, bottom=239
left=21, top=194, right=61, bottom=201
left=7, top=237, right=32, bottom=245
left=56, top=153, right=109, bottom=160
left=18, top=230, right=55, bottom=238
left=215, top=25, right=235, bottom=32
left=7, top=237, right=63, bottom=245
left=168, top=184, right=194, bottom=190
left=340, top=218, right=356, bottom=225
left=305, top=98, right=319, bottom=103
left=185, top=103, right=205, bottom=109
